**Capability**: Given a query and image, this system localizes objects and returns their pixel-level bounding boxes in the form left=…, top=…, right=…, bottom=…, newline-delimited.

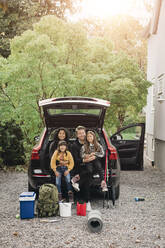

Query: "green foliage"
left=0, top=120, right=25, bottom=166
left=74, top=41, right=151, bottom=131
left=81, top=15, right=148, bottom=72
left=0, top=16, right=85, bottom=145
left=0, top=15, right=150, bottom=155
left=0, top=0, right=82, bottom=57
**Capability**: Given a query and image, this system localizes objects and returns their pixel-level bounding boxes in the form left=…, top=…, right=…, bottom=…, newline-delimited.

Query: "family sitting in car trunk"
left=50, top=126, right=107, bottom=211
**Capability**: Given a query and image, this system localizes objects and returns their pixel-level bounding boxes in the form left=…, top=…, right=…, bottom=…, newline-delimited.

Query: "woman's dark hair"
left=84, top=130, right=100, bottom=154
left=49, top=127, right=69, bottom=158
left=53, top=127, right=69, bottom=143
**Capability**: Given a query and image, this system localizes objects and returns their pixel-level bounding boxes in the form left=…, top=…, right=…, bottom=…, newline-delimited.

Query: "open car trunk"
left=39, top=97, right=110, bottom=129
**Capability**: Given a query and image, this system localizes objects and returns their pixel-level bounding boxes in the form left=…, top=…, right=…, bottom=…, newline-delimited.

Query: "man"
left=71, top=125, right=94, bottom=211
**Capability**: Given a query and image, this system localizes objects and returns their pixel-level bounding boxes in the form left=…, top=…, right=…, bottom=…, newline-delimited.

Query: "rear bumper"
left=28, top=166, right=53, bottom=191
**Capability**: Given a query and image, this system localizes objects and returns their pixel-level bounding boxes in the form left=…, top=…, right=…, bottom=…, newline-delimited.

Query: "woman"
left=80, top=130, right=107, bottom=191
left=49, top=127, right=69, bottom=159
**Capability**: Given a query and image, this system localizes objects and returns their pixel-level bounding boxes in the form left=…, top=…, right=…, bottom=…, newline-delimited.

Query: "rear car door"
left=110, top=123, right=145, bottom=170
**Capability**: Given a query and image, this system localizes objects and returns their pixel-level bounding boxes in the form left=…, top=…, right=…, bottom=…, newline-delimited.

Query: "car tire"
left=111, top=185, right=116, bottom=206
left=28, top=182, right=39, bottom=199
left=115, top=184, right=120, bottom=199
left=28, top=182, right=35, bottom=192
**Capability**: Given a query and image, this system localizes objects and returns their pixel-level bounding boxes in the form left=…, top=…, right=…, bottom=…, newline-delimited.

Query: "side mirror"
left=111, top=134, right=123, bottom=141
left=110, top=135, right=117, bottom=141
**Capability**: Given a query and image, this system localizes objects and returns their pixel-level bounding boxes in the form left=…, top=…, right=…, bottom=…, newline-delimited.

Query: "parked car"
left=28, top=97, right=145, bottom=201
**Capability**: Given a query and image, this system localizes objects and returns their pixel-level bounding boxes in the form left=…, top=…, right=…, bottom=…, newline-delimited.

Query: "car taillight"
left=31, top=149, right=40, bottom=160
left=109, top=148, right=118, bottom=160
left=109, top=147, right=118, bottom=169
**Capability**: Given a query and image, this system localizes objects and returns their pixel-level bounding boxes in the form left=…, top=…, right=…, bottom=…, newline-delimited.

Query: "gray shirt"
left=81, top=143, right=104, bottom=159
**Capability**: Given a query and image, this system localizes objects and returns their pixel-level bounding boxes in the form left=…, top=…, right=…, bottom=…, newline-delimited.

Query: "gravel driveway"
left=0, top=160, right=165, bottom=248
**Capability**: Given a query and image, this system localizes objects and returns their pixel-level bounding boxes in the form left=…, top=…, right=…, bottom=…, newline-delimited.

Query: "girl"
left=49, top=127, right=69, bottom=159
left=81, top=131, right=107, bottom=192
left=51, top=140, right=74, bottom=202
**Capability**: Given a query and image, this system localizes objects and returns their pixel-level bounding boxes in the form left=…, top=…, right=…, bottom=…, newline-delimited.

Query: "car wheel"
left=115, top=184, right=120, bottom=199
left=28, top=182, right=35, bottom=192
left=109, top=184, right=120, bottom=201
left=28, top=182, right=39, bottom=199
left=111, top=186, right=116, bottom=206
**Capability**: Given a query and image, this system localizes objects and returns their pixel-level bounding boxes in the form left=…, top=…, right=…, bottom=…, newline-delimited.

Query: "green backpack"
left=37, top=184, right=59, bottom=217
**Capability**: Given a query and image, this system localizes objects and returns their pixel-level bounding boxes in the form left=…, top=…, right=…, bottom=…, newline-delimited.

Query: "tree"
left=0, top=0, right=82, bottom=57
left=74, top=38, right=150, bottom=131
left=0, top=16, right=87, bottom=147
left=0, top=15, right=150, bottom=150
left=0, top=120, right=25, bottom=166
left=81, top=15, right=148, bottom=72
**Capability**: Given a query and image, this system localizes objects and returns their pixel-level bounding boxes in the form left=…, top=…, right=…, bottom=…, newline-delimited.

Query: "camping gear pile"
left=19, top=183, right=107, bottom=233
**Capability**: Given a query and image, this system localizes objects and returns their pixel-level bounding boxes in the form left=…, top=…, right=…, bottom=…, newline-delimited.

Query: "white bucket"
left=59, top=202, right=72, bottom=217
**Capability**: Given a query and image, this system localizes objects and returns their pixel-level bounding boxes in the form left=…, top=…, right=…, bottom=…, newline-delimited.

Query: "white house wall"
left=146, top=86, right=155, bottom=161
left=146, top=86, right=155, bottom=135
left=154, top=0, right=165, bottom=142
left=146, top=0, right=165, bottom=172
left=155, top=99, right=165, bottom=140
left=146, top=26, right=157, bottom=162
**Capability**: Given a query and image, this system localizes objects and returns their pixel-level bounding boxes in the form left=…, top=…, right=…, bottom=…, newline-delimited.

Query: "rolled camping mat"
left=87, top=210, right=103, bottom=233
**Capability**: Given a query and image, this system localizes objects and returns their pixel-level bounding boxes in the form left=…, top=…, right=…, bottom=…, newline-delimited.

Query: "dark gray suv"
left=28, top=97, right=145, bottom=202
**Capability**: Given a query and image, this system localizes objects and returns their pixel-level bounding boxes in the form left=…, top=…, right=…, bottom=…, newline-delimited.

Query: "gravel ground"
left=0, top=159, right=165, bottom=248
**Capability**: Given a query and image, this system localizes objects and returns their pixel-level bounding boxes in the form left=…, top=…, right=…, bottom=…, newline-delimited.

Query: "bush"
left=0, top=120, right=25, bottom=166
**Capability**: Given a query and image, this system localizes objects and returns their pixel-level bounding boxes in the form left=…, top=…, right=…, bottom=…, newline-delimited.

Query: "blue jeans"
left=56, top=166, right=72, bottom=193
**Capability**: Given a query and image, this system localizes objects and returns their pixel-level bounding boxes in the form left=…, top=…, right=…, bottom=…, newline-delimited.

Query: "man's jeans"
left=56, top=166, right=72, bottom=193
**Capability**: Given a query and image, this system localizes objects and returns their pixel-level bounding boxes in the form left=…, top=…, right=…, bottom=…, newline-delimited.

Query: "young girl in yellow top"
left=51, top=140, right=74, bottom=201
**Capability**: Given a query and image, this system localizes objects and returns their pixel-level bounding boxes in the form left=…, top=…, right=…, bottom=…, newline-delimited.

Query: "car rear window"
left=47, top=108, right=101, bottom=116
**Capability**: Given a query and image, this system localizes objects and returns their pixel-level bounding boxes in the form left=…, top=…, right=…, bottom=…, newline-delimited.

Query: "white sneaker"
left=102, top=186, right=108, bottom=192
left=101, top=180, right=108, bottom=192
left=72, top=182, right=80, bottom=192
left=86, top=201, right=92, bottom=211
left=71, top=175, right=80, bottom=184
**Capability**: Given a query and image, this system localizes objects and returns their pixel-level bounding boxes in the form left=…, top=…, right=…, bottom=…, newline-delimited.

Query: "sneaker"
left=101, top=180, right=108, bottom=192
left=71, top=175, right=80, bottom=184
left=86, top=201, right=92, bottom=211
left=102, top=186, right=108, bottom=192
left=68, top=191, right=74, bottom=202
left=72, top=182, right=80, bottom=192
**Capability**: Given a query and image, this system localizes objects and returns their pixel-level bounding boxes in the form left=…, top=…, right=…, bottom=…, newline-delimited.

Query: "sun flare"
left=70, top=0, right=152, bottom=24
left=81, top=0, right=133, bottom=19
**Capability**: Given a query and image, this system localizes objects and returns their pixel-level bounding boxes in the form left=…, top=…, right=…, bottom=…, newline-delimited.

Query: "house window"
left=152, top=138, right=155, bottom=152
left=157, top=73, right=165, bottom=101
left=151, top=84, right=155, bottom=112
left=150, top=77, right=155, bottom=113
